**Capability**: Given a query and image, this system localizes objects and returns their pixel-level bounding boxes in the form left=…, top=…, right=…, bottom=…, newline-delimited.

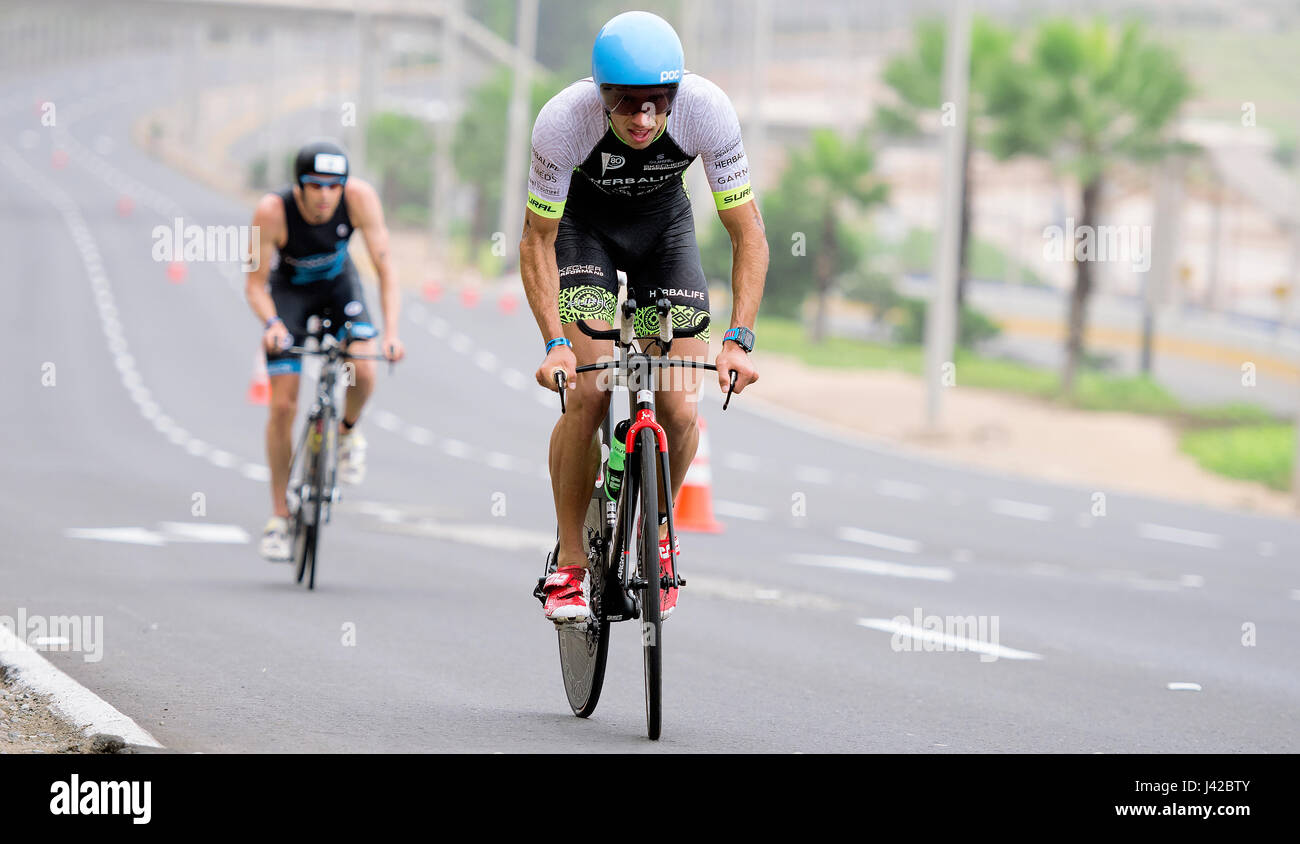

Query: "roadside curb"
left=0, top=624, right=163, bottom=750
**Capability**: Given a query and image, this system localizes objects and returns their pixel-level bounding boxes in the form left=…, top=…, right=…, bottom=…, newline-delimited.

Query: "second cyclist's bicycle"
left=283, top=318, right=390, bottom=590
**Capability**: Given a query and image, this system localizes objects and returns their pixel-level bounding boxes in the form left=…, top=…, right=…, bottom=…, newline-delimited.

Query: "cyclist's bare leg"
left=339, top=338, right=377, bottom=429
left=647, top=335, right=706, bottom=539
left=549, top=322, right=613, bottom=568
left=267, top=373, right=301, bottom=519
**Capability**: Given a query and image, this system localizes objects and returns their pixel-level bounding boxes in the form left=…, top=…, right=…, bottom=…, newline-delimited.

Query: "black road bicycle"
left=533, top=297, right=737, bottom=740
left=283, top=318, right=390, bottom=590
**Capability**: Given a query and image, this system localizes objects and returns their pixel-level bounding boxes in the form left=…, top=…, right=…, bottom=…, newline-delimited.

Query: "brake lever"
left=723, top=369, right=738, bottom=411
left=554, top=369, right=567, bottom=414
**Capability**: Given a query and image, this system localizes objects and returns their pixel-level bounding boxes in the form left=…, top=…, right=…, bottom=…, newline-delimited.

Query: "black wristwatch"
left=722, top=326, right=755, bottom=353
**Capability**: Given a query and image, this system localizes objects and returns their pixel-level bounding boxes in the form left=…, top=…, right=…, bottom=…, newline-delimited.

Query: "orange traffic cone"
left=673, top=416, right=724, bottom=533
left=246, top=349, right=270, bottom=405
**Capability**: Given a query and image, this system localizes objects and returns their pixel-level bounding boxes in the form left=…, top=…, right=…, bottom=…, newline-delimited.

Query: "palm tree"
left=878, top=17, right=1019, bottom=307
left=779, top=129, right=889, bottom=343
left=985, top=19, right=1193, bottom=395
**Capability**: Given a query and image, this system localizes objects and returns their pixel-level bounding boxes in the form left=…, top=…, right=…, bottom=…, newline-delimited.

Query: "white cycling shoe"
left=260, top=516, right=291, bottom=562
left=338, top=428, right=367, bottom=485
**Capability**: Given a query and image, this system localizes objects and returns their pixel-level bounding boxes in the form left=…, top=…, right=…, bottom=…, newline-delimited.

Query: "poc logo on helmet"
left=659, top=69, right=681, bottom=83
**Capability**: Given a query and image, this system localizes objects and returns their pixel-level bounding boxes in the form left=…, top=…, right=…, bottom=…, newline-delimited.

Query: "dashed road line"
left=1138, top=522, right=1223, bottom=550
left=836, top=526, right=921, bottom=554
left=856, top=618, right=1043, bottom=661
left=792, top=553, right=954, bottom=582
left=989, top=498, right=1053, bottom=522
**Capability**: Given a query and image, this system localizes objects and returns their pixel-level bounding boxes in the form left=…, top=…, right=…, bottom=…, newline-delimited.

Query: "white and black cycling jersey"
left=526, top=72, right=753, bottom=219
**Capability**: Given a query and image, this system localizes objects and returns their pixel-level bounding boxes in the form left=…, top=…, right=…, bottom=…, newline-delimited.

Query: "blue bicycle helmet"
left=592, top=11, right=684, bottom=113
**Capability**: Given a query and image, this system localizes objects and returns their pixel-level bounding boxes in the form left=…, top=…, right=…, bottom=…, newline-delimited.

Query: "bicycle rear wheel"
left=556, top=422, right=612, bottom=717
left=636, top=426, right=662, bottom=740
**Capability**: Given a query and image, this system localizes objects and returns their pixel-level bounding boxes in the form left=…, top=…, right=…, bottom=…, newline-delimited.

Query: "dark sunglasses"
left=600, top=86, right=677, bottom=117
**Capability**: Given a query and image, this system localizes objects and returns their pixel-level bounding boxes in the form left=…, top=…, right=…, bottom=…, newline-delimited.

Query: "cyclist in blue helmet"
left=522, top=11, right=768, bottom=623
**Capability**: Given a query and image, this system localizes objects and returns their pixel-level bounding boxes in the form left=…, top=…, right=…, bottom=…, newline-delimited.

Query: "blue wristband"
left=546, top=337, right=572, bottom=353
left=266, top=316, right=283, bottom=330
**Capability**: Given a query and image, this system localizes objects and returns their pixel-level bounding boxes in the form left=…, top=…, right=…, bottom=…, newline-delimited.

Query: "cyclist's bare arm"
left=246, top=194, right=287, bottom=350
left=714, top=200, right=767, bottom=393
left=520, top=208, right=575, bottom=390
left=345, top=179, right=404, bottom=360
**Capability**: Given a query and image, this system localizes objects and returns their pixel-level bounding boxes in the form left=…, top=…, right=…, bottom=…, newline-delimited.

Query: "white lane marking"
left=404, top=425, right=434, bottom=446
left=989, top=498, right=1053, bottom=521
left=372, top=409, right=401, bottom=432
left=474, top=351, right=498, bottom=372
left=794, top=465, right=833, bottom=485
left=440, top=439, right=471, bottom=458
left=836, top=526, right=921, bottom=554
left=1167, top=682, right=1202, bottom=692
left=64, top=527, right=166, bottom=546
left=448, top=333, right=472, bottom=354
left=686, top=576, right=842, bottom=612
left=429, top=316, right=449, bottom=337
left=721, top=452, right=760, bottom=472
left=1289, top=589, right=1300, bottom=602
left=0, top=624, right=163, bottom=748
left=500, top=368, right=528, bottom=391
left=383, top=520, right=554, bottom=553
left=208, top=449, right=236, bottom=469
left=1179, top=574, right=1204, bottom=588
left=792, top=554, right=953, bottom=582
left=856, top=618, right=1043, bottom=661
left=484, top=451, right=516, bottom=471
left=241, top=464, right=271, bottom=482
left=1138, top=523, right=1223, bottom=550
left=157, top=522, right=250, bottom=544
left=873, top=479, right=927, bottom=500
left=156, top=522, right=249, bottom=543
left=1258, top=541, right=1276, bottom=557
left=713, top=500, right=770, bottom=521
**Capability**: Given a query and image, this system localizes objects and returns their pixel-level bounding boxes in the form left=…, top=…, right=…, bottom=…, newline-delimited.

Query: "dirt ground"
left=745, top=353, right=1298, bottom=519
left=0, top=669, right=103, bottom=754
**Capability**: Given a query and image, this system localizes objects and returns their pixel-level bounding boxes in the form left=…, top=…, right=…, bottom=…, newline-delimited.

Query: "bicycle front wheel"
left=636, top=426, right=662, bottom=740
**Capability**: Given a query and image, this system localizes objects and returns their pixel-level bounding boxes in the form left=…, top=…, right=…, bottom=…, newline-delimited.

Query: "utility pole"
left=924, top=0, right=971, bottom=428
left=497, top=0, right=538, bottom=272
left=1141, top=154, right=1185, bottom=373
left=432, top=0, right=461, bottom=259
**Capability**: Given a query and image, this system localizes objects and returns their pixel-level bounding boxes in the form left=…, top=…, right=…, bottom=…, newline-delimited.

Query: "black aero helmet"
left=293, top=139, right=349, bottom=187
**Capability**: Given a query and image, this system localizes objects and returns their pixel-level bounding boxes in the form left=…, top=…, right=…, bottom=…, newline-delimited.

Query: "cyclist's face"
left=609, top=99, right=667, bottom=149
left=296, top=179, right=344, bottom=220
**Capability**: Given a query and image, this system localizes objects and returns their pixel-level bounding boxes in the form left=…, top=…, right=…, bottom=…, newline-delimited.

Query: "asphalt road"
left=1, top=54, right=1297, bottom=753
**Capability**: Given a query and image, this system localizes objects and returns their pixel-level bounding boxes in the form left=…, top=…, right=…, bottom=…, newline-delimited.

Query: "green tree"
left=985, top=19, right=1193, bottom=395
left=784, top=129, right=890, bottom=343
left=453, top=67, right=562, bottom=247
left=365, top=112, right=435, bottom=220
left=877, top=17, right=1019, bottom=306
